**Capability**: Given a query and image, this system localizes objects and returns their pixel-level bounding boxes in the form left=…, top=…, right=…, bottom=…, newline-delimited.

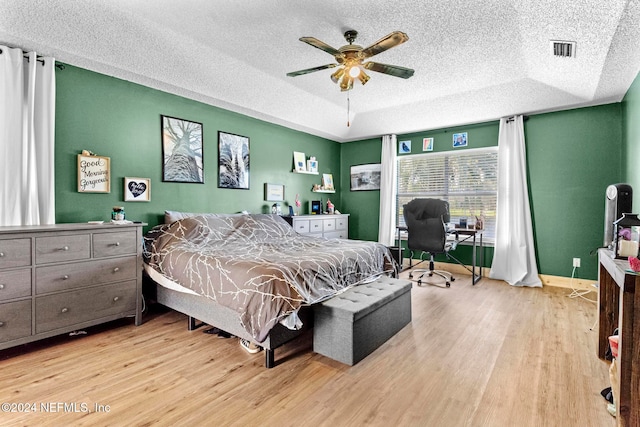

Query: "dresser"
left=0, top=223, right=144, bottom=350
left=284, top=214, right=349, bottom=239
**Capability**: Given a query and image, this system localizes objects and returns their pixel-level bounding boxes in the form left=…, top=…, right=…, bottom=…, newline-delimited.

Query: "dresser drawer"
left=35, top=234, right=90, bottom=264
left=325, top=230, right=348, bottom=240
left=323, top=218, right=336, bottom=232
left=0, top=239, right=31, bottom=269
left=0, top=269, right=31, bottom=301
left=36, top=256, right=137, bottom=294
left=35, top=280, right=137, bottom=333
left=309, top=219, right=323, bottom=234
left=293, top=219, right=310, bottom=234
left=93, top=231, right=138, bottom=258
left=336, top=217, right=348, bottom=231
left=0, top=300, right=32, bottom=343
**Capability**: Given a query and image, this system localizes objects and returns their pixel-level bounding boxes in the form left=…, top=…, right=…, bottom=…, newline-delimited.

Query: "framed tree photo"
left=161, top=115, right=204, bottom=183
left=218, top=131, right=250, bottom=189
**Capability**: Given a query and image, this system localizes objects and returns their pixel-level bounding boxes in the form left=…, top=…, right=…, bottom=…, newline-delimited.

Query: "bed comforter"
left=144, top=214, right=397, bottom=342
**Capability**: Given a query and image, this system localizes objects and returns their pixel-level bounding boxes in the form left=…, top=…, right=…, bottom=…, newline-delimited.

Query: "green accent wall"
left=622, top=71, right=640, bottom=212
left=340, top=104, right=623, bottom=280
left=55, top=65, right=341, bottom=230
left=53, top=63, right=637, bottom=281
left=525, top=104, right=621, bottom=280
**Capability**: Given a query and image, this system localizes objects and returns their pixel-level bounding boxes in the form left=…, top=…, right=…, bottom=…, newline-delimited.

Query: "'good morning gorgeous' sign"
left=77, top=154, right=111, bottom=193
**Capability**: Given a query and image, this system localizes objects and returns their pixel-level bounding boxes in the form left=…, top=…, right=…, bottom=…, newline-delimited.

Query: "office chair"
left=403, top=198, right=458, bottom=287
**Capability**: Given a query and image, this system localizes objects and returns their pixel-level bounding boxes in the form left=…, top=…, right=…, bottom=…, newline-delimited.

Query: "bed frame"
left=153, top=280, right=311, bottom=368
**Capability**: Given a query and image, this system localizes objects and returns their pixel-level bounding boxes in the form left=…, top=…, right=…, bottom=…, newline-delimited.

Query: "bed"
left=143, top=211, right=397, bottom=367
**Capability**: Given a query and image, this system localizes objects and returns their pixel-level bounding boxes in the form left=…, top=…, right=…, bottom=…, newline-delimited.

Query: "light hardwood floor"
left=0, top=270, right=615, bottom=427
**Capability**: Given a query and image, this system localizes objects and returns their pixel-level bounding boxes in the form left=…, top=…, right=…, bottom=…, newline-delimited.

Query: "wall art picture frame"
left=161, top=115, right=204, bottom=183
left=218, top=131, right=250, bottom=190
left=350, top=163, right=382, bottom=191
left=124, top=177, right=151, bottom=202
left=293, top=151, right=307, bottom=172
left=322, top=173, right=334, bottom=191
left=423, top=137, right=434, bottom=152
left=264, top=183, right=285, bottom=201
left=399, top=140, right=412, bottom=154
left=453, top=132, right=468, bottom=147
left=77, top=153, right=110, bottom=193
left=307, top=158, right=318, bottom=174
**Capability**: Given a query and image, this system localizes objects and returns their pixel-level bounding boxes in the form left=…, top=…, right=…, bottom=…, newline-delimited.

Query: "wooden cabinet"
left=284, top=214, right=349, bottom=239
left=597, top=249, right=640, bottom=426
left=0, top=223, right=144, bottom=350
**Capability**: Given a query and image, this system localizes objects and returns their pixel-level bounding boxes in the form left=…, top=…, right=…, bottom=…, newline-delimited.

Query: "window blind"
left=397, top=147, right=498, bottom=242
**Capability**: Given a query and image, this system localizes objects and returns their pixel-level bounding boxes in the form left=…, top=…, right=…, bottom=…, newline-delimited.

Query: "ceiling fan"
left=286, top=30, right=415, bottom=91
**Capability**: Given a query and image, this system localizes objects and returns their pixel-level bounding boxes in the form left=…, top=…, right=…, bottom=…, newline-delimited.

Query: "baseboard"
left=403, top=259, right=597, bottom=292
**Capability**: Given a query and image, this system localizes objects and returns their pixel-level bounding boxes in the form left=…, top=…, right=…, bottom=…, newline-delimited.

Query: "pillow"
left=164, top=210, right=245, bottom=224
left=164, top=210, right=206, bottom=224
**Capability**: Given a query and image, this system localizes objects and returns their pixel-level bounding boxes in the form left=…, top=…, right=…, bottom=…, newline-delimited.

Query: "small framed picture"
left=453, top=132, right=468, bottom=147
left=264, top=183, right=285, bottom=201
left=307, top=159, right=318, bottom=173
left=399, top=140, right=411, bottom=154
left=293, top=151, right=307, bottom=172
left=124, top=177, right=151, bottom=202
left=77, top=153, right=110, bottom=193
left=423, top=138, right=434, bottom=152
left=322, top=173, right=334, bottom=191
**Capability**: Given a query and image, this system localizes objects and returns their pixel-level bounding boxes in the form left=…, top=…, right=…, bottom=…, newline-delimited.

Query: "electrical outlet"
left=573, top=257, right=581, bottom=268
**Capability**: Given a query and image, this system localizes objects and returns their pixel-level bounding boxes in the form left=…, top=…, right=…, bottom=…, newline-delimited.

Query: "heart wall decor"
left=124, top=177, right=150, bottom=202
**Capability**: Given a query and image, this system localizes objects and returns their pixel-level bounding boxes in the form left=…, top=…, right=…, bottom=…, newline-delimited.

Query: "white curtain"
left=0, top=46, right=56, bottom=226
left=490, top=116, right=541, bottom=287
left=378, top=134, right=397, bottom=246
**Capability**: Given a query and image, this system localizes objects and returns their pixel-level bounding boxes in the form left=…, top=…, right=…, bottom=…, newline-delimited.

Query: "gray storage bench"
left=313, top=276, right=412, bottom=365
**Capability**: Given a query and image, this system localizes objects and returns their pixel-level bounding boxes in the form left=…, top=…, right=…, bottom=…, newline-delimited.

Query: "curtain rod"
left=505, top=115, right=529, bottom=123
left=0, top=47, right=65, bottom=69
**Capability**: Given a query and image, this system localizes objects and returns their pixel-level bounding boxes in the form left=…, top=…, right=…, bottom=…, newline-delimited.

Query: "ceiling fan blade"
left=361, top=31, right=409, bottom=58
left=363, top=62, right=415, bottom=79
left=287, top=64, right=338, bottom=77
left=299, top=37, right=341, bottom=56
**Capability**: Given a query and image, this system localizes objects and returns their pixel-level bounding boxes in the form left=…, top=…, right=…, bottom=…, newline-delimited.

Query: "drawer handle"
left=113, top=296, right=120, bottom=302
left=0, top=321, right=4, bottom=327
left=0, top=284, right=4, bottom=290
left=62, top=275, right=69, bottom=280
left=0, top=252, right=4, bottom=257
left=113, top=267, right=120, bottom=272
left=114, top=242, right=121, bottom=247
left=58, top=246, right=69, bottom=251
left=61, top=307, right=69, bottom=313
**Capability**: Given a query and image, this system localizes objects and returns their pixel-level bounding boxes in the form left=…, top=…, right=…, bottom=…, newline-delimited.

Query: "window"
left=397, top=147, right=498, bottom=243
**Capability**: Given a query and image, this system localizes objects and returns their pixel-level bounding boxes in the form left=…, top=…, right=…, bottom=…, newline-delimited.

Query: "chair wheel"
left=446, top=282, right=451, bottom=287
left=409, top=273, right=413, bottom=279
left=451, top=277, right=455, bottom=282
left=417, top=280, right=422, bottom=286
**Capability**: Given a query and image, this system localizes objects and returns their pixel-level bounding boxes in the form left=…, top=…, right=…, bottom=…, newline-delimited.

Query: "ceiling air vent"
left=551, top=40, right=576, bottom=58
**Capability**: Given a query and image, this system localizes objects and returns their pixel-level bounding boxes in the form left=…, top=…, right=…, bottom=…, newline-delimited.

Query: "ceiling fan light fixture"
left=340, top=75, right=354, bottom=91
left=331, top=67, right=345, bottom=83
left=348, top=65, right=361, bottom=78
left=357, top=69, right=370, bottom=85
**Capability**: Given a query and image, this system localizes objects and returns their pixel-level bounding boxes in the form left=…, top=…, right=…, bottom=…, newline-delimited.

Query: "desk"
left=396, top=226, right=483, bottom=284
left=597, top=248, right=640, bottom=426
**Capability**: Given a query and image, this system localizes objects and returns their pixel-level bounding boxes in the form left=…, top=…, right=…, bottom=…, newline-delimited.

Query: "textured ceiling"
left=1, top=0, right=639, bottom=142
